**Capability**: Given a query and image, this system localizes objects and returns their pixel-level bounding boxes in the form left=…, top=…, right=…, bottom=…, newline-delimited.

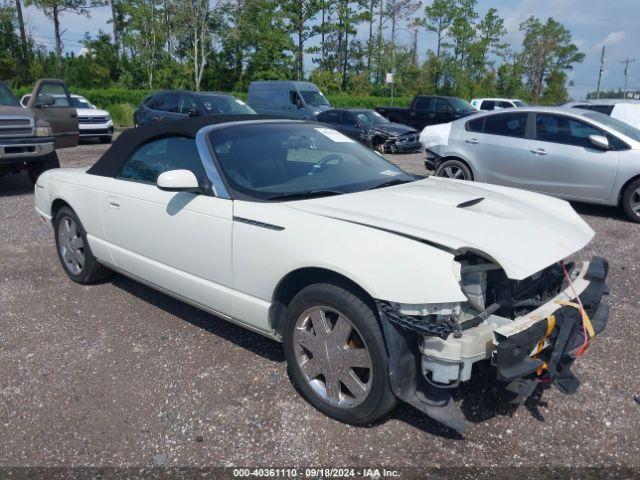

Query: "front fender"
left=232, top=201, right=467, bottom=306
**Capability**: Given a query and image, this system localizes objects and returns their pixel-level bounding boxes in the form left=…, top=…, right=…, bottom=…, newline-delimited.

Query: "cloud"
left=594, top=31, right=626, bottom=52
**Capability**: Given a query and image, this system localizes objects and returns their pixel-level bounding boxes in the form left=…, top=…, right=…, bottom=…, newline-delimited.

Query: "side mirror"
left=157, top=169, right=201, bottom=193
left=589, top=134, right=610, bottom=150
left=36, top=94, right=55, bottom=107
left=187, top=108, right=201, bottom=117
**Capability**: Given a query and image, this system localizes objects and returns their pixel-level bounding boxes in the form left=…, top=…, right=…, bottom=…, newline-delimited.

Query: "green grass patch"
left=105, top=103, right=136, bottom=127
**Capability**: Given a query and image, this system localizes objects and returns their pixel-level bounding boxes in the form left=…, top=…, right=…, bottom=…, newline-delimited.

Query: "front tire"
left=435, top=159, right=473, bottom=181
left=54, top=206, right=112, bottom=284
left=622, top=178, right=640, bottom=223
left=99, top=136, right=112, bottom=144
left=27, top=151, right=60, bottom=185
left=283, top=283, right=396, bottom=425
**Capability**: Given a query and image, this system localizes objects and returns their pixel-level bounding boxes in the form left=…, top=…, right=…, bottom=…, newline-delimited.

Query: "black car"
left=133, top=90, right=257, bottom=127
left=376, top=95, right=477, bottom=130
left=311, top=108, right=421, bottom=153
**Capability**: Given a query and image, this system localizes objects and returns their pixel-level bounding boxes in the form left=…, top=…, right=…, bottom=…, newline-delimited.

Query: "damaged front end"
left=368, top=130, right=421, bottom=154
left=376, top=256, right=610, bottom=433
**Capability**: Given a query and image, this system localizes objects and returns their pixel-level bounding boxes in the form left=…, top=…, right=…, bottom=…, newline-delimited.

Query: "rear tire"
left=27, top=151, right=60, bottom=185
left=54, top=206, right=112, bottom=284
left=282, top=283, right=397, bottom=425
left=435, top=159, right=473, bottom=181
left=621, top=178, right=640, bottom=223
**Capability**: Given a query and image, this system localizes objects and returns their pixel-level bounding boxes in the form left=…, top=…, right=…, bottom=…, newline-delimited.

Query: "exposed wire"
left=560, top=261, right=591, bottom=357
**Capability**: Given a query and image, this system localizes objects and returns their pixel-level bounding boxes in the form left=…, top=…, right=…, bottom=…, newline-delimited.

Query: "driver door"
left=28, top=79, right=79, bottom=148
left=100, top=136, right=234, bottom=316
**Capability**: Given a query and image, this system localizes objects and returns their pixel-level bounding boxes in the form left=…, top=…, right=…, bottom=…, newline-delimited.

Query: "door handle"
left=531, top=148, right=547, bottom=156
left=108, top=198, right=120, bottom=209
left=465, top=138, right=479, bottom=145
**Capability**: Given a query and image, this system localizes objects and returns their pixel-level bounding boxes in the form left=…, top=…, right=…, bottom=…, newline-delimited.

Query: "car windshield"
left=0, top=84, right=19, bottom=107
left=210, top=123, right=415, bottom=200
left=355, top=111, right=389, bottom=125
left=300, top=90, right=330, bottom=106
left=449, top=97, right=476, bottom=112
left=513, top=100, right=528, bottom=107
left=200, top=95, right=256, bottom=115
left=71, top=97, right=93, bottom=109
left=583, top=111, right=640, bottom=143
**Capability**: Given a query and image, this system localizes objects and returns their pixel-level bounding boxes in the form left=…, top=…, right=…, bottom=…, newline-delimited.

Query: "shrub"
left=105, top=103, right=135, bottom=127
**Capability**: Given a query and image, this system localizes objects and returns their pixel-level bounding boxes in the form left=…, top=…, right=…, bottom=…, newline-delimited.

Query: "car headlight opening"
left=36, top=126, right=53, bottom=137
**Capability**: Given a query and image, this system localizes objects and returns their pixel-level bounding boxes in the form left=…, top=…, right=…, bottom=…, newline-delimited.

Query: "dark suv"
left=133, top=90, right=256, bottom=127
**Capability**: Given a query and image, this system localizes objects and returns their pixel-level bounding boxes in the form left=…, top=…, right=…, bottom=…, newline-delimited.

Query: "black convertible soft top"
left=87, top=114, right=285, bottom=177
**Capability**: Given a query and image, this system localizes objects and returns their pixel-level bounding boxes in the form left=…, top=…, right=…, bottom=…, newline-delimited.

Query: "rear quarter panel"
left=37, top=168, right=111, bottom=261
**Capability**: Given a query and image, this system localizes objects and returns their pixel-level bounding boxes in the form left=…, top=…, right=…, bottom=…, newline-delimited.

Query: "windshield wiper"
left=369, top=178, right=414, bottom=190
left=266, top=190, right=345, bottom=201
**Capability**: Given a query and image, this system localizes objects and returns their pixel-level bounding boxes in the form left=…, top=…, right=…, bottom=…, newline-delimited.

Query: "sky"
left=20, top=0, right=640, bottom=100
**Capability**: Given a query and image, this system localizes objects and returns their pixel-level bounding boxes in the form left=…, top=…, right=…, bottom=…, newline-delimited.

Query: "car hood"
left=76, top=108, right=109, bottom=116
left=0, top=105, right=32, bottom=116
left=367, top=123, right=416, bottom=136
left=286, top=178, right=594, bottom=280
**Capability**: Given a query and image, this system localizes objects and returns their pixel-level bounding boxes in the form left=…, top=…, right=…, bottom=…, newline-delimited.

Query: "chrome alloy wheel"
left=57, top=216, right=85, bottom=275
left=293, top=306, right=373, bottom=408
left=631, top=186, right=640, bottom=216
left=441, top=165, right=465, bottom=179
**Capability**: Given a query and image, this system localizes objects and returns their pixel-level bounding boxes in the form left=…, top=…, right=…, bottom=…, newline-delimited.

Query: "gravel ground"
left=1, top=138, right=639, bottom=469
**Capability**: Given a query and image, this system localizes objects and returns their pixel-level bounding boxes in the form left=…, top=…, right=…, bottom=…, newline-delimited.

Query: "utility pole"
left=621, top=57, right=636, bottom=98
left=596, top=46, right=605, bottom=99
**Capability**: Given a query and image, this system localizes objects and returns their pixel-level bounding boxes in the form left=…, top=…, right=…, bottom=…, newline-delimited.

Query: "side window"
left=572, top=105, right=590, bottom=111
left=414, top=97, right=433, bottom=110
left=38, top=83, right=70, bottom=107
left=178, top=94, right=198, bottom=114
left=434, top=98, right=451, bottom=113
left=480, top=100, right=495, bottom=111
left=589, top=105, right=614, bottom=116
left=498, top=101, right=514, bottom=109
left=466, top=117, right=485, bottom=133
left=341, top=111, right=357, bottom=125
left=483, top=112, right=528, bottom=138
left=289, top=91, right=302, bottom=106
left=323, top=110, right=340, bottom=124
left=535, top=114, right=603, bottom=148
left=159, top=93, right=180, bottom=113
left=118, top=137, right=205, bottom=184
left=147, top=94, right=163, bottom=110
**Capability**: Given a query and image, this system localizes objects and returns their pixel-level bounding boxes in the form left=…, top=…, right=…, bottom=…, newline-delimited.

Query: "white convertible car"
left=34, top=115, right=609, bottom=432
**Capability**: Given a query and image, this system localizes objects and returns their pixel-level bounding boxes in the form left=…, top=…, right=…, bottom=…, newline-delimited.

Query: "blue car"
left=133, top=90, right=256, bottom=127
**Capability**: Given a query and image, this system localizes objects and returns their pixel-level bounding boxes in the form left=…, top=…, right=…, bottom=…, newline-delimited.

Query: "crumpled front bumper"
left=493, top=257, right=609, bottom=401
left=377, top=256, right=610, bottom=433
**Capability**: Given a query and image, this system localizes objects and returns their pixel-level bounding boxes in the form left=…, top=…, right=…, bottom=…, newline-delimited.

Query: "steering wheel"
left=309, top=154, right=344, bottom=176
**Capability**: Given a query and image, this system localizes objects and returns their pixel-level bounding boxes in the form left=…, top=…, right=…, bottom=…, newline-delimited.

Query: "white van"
left=247, top=81, right=332, bottom=119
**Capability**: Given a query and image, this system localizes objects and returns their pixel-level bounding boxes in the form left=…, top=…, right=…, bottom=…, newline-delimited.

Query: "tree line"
left=2, top=0, right=585, bottom=104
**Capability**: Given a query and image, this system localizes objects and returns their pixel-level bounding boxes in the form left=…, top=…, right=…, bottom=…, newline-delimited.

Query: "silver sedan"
left=427, top=107, right=640, bottom=222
